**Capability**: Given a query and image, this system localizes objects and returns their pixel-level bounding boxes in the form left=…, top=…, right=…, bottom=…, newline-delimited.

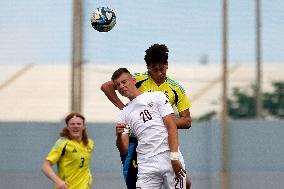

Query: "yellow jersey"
left=134, top=71, right=190, bottom=113
left=46, top=137, right=94, bottom=189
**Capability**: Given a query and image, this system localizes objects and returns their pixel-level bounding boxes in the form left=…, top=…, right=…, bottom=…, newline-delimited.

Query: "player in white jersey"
left=112, top=68, right=186, bottom=189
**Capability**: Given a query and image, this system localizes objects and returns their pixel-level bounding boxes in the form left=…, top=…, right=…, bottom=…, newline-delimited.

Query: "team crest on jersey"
left=165, top=99, right=169, bottom=104
left=72, top=148, right=77, bottom=153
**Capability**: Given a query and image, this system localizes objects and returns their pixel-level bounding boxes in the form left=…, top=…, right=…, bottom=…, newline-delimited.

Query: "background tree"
left=227, top=87, right=256, bottom=119
left=196, top=81, right=284, bottom=120
left=263, top=82, right=284, bottom=118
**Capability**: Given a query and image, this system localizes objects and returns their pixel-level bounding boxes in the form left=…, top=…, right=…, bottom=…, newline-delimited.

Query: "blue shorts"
left=121, top=136, right=138, bottom=189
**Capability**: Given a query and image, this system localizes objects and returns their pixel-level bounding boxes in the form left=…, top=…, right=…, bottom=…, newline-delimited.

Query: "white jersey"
left=119, top=91, right=174, bottom=162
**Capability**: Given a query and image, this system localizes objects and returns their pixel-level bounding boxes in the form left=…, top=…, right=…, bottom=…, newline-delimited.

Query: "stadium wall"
left=0, top=120, right=283, bottom=189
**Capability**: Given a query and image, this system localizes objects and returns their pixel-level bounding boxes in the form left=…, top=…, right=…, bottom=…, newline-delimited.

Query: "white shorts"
left=136, top=151, right=186, bottom=189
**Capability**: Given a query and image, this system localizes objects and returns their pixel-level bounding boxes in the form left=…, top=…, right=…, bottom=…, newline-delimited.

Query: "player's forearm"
left=168, top=126, right=179, bottom=152
left=164, top=115, right=179, bottom=152
left=176, top=110, right=191, bottom=129
left=101, top=81, right=125, bottom=110
left=41, top=160, right=64, bottom=186
left=116, top=134, right=129, bottom=155
left=175, top=116, right=191, bottom=129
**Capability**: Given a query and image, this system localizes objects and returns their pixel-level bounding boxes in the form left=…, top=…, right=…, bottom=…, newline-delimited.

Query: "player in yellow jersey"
left=41, top=112, right=94, bottom=189
left=101, top=43, right=191, bottom=189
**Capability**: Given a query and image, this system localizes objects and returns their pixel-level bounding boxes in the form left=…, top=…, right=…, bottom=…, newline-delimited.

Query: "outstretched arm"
left=101, top=81, right=125, bottom=110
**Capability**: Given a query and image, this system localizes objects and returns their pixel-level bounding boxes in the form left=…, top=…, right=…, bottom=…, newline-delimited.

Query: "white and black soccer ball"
left=90, top=7, right=116, bottom=32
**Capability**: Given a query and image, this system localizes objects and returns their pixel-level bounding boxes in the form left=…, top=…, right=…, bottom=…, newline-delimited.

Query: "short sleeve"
left=88, top=138, right=95, bottom=152
left=176, top=90, right=191, bottom=113
left=118, top=110, right=130, bottom=134
left=46, top=138, right=68, bottom=164
left=118, top=110, right=126, bottom=124
left=156, top=92, right=174, bottom=117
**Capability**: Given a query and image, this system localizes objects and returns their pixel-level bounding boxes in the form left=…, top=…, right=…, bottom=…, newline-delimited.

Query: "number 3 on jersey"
left=79, top=157, right=85, bottom=168
left=140, top=109, right=152, bottom=123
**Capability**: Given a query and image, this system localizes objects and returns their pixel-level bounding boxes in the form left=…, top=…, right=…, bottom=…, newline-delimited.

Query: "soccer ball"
left=90, top=7, right=116, bottom=32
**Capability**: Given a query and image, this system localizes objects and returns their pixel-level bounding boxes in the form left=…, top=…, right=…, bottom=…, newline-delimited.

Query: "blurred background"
left=0, top=0, right=283, bottom=188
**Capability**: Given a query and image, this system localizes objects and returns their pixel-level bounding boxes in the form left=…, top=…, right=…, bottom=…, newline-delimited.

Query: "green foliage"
left=196, top=81, right=284, bottom=120
left=263, top=82, right=284, bottom=118
left=227, top=87, right=256, bottom=118
left=228, top=81, right=284, bottom=119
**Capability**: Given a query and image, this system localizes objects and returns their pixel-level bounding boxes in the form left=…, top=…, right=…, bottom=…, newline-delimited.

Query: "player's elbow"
left=41, top=160, right=51, bottom=174
left=119, top=148, right=128, bottom=156
left=116, top=143, right=128, bottom=155
left=184, top=117, right=192, bottom=129
left=116, top=136, right=129, bottom=155
left=100, top=82, right=108, bottom=93
left=101, top=81, right=115, bottom=94
left=41, top=164, right=45, bottom=174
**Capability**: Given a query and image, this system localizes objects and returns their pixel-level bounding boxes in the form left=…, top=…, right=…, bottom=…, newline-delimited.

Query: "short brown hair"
left=111, top=67, right=131, bottom=81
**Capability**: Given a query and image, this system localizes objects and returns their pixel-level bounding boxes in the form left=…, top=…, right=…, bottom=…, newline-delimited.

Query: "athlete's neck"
left=154, top=77, right=167, bottom=86
left=129, top=90, right=142, bottom=101
left=72, top=136, right=82, bottom=142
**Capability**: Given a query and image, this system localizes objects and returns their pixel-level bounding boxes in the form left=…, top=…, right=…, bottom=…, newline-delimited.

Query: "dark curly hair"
left=144, top=44, right=169, bottom=66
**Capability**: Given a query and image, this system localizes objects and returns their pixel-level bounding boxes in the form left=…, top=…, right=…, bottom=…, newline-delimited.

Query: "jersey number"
left=79, top=157, right=85, bottom=168
left=140, top=110, right=152, bottom=123
left=175, top=177, right=184, bottom=189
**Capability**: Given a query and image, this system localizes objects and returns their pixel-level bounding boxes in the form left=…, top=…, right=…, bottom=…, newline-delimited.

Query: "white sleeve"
left=118, top=111, right=129, bottom=134
left=156, top=92, right=174, bottom=117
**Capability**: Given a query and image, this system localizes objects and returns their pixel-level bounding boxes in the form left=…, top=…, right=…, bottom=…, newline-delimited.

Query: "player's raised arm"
left=100, top=80, right=125, bottom=110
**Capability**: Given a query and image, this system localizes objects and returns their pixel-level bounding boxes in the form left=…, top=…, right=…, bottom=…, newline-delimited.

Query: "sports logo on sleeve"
left=148, top=102, right=154, bottom=108
left=165, top=99, right=169, bottom=104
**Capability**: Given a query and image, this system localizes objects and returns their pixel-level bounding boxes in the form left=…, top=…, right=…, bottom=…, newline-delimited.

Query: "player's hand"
left=57, top=180, right=69, bottom=189
left=116, top=123, right=127, bottom=136
left=171, top=160, right=186, bottom=179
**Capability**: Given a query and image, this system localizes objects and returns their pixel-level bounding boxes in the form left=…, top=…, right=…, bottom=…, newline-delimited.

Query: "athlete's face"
left=66, top=117, right=85, bottom=141
left=147, top=63, right=168, bottom=85
left=113, top=73, right=137, bottom=99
